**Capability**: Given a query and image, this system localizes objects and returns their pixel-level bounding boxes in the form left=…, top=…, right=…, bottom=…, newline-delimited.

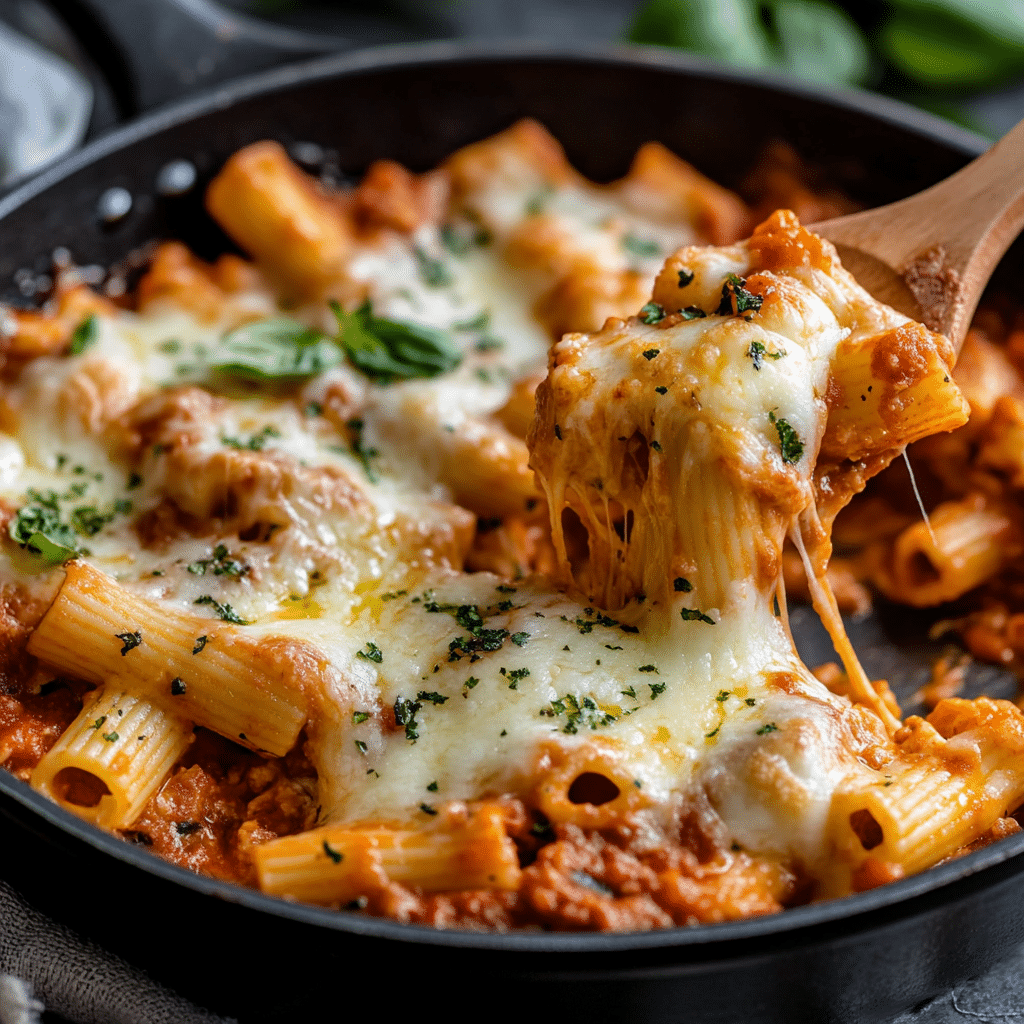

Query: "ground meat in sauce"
left=125, top=729, right=318, bottom=885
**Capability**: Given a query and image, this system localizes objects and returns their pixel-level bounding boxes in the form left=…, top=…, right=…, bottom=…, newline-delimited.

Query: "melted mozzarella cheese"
left=3, top=189, right=940, bottom=884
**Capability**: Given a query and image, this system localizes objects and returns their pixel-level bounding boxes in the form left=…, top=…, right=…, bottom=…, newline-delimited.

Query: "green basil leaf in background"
left=629, top=0, right=775, bottom=69
left=880, top=11, right=1024, bottom=89
left=9, top=504, right=80, bottom=564
left=212, top=318, right=341, bottom=381
left=630, top=0, right=872, bottom=87
left=331, top=301, right=462, bottom=383
left=887, top=0, right=1024, bottom=50
left=772, top=0, right=872, bottom=86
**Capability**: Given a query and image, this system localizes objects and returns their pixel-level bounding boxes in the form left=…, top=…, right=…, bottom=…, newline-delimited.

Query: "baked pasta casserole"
left=0, top=120, right=1021, bottom=931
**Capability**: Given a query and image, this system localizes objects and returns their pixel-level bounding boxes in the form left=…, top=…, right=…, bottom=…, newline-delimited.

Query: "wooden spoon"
left=812, top=116, right=1024, bottom=351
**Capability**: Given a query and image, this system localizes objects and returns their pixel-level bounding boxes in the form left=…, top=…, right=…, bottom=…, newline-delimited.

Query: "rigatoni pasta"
left=31, top=686, right=193, bottom=828
left=1, top=121, right=1022, bottom=932
left=27, top=561, right=308, bottom=757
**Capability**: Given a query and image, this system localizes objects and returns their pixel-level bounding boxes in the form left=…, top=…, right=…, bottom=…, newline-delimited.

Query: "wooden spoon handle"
left=816, top=117, right=1024, bottom=346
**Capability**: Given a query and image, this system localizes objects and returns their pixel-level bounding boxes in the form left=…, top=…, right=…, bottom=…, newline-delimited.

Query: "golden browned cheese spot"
left=534, top=266, right=650, bottom=340
left=764, top=670, right=806, bottom=696
left=119, top=386, right=225, bottom=458
left=749, top=209, right=835, bottom=273
left=125, top=387, right=371, bottom=538
left=134, top=500, right=214, bottom=549
left=351, top=160, right=448, bottom=234
left=443, top=118, right=573, bottom=200
left=137, top=242, right=248, bottom=323
left=386, top=501, right=476, bottom=573
left=623, top=142, right=750, bottom=246
left=5, top=284, right=117, bottom=364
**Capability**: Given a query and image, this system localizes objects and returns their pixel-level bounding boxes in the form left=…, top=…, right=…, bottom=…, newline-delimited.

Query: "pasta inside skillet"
left=1, top=120, right=1019, bottom=930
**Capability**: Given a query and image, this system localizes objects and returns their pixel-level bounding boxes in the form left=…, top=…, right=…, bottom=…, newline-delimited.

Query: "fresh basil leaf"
left=9, top=504, right=80, bottom=564
left=889, top=0, right=1024, bottom=50
left=772, top=0, right=871, bottom=86
left=629, top=0, right=775, bottom=69
left=630, top=0, right=871, bottom=88
left=69, top=314, right=99, bottom=356
left=330, top=301, right=461, bottom=383
left=880, top=12, right=1023, bottom=89
left=211, top=318, right=341, bottom=381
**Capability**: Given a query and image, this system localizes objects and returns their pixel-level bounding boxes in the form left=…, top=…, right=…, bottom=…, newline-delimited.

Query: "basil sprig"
left=211, top=303, right=462, bottom=385
left=330, top=300, right=462, bottom=383
left=210, top=318, right=341, bottom=382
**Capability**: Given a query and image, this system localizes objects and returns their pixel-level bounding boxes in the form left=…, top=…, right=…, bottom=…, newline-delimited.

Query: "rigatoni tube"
left=27, top=561, right=307, bottom=755
left=254, top=802, right=521, bottom=904
left=876, top=493, right=1017, bottom=607
left=31, top=686, right=193, bottom=828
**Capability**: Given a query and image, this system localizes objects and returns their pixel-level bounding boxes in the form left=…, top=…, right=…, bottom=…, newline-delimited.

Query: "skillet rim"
left=0, top=38, right=1018, bottom=955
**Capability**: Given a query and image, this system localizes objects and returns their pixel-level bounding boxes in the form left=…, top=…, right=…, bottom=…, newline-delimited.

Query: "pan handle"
left=52, top=0, right=350, bottom=115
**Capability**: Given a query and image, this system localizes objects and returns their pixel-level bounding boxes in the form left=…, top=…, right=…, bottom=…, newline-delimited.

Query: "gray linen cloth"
left=0, top=879, right=232, bottom=1024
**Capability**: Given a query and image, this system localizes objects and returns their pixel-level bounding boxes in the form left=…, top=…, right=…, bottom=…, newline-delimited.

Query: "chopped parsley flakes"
left=188, top=544, right=248, bottom=578
left=8, top=502, right=80, bottom=564
left=768, top=411, right=804, bottom=464
left=194, top=595, right=249, bottom=624
left=69, top=314, right=99, bottom=355
left=221, top=425, right=281, bottom=452
left=541, top=693, right=619, bottom=734
left=717, top=274, right=763, bottom=318
left=639, top=303, right=665, bottom=326
left=680, top=608, right=715, bottom=625
left=394, top=697, right=422, bottom=741
left=416, top=690, right=448, bottom=705
left=746, top=340, right=784, bottom=370
left=116, top=631, right=142, bottom=655
left=357, top=642, right=384, bottom=663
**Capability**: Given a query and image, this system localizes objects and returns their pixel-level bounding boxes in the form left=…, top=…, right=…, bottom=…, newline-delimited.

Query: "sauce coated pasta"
left=0, top=121, right=1020, bottom=931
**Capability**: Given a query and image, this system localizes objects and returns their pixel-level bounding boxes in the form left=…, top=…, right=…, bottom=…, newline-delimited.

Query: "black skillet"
left=1, top=24, right=1023, bottom=1024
